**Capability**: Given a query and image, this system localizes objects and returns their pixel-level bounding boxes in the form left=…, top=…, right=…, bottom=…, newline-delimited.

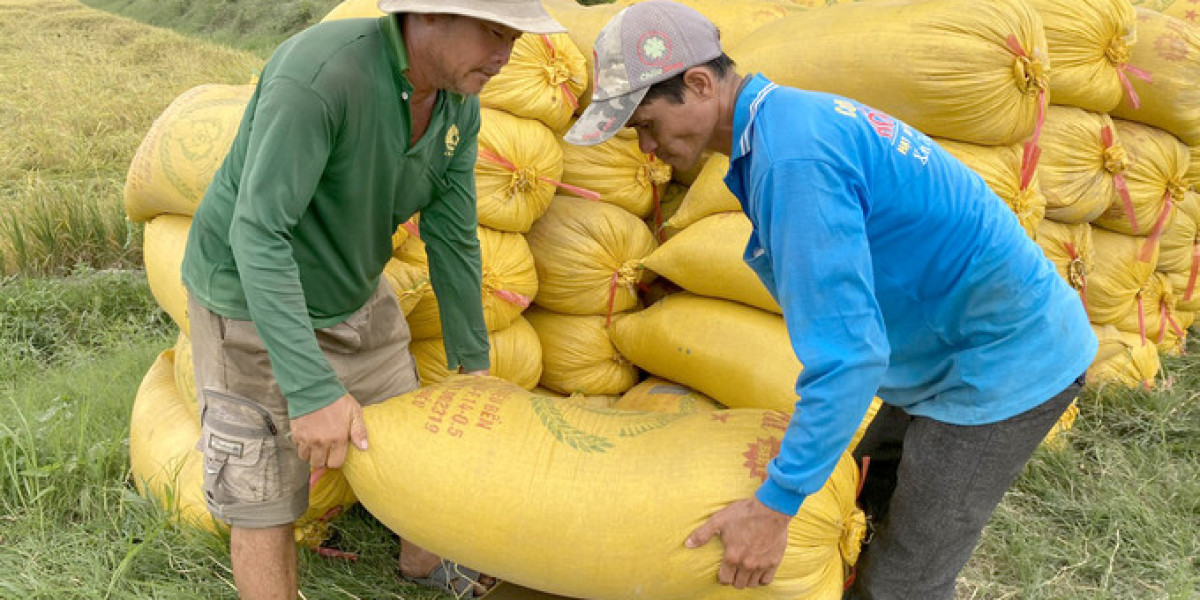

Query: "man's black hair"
left=641, top=54, right=735, bottom=105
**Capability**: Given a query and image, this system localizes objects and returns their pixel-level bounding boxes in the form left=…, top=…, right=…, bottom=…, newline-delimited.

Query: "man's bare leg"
left=399, top=538, right=493, bottom=595
left=231, top=524, right=297, bottom=600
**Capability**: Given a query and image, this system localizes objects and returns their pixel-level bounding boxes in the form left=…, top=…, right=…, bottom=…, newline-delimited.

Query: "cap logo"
left=637, top=32, right=673, bottom=67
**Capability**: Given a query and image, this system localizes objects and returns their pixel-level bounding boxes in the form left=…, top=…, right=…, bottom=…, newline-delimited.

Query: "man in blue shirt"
left=565, top=2, right=1097, bottom=598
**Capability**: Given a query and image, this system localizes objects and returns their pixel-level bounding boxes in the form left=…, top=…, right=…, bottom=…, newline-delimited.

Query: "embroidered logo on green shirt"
left=444, top=124, right=460, bottom=157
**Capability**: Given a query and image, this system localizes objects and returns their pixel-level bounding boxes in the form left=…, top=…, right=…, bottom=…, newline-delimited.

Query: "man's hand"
left=685, top=497, right=792, bottom=588
left=289, top=393, right=369, bottom=469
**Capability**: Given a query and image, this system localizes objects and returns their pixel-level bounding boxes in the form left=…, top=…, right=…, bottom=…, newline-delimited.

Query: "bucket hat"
left=377, top=0, right=566, bottom=34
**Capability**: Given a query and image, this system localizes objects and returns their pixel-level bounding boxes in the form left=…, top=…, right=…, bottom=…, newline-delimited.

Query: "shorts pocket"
left=200, top=389, right=282, bottom=504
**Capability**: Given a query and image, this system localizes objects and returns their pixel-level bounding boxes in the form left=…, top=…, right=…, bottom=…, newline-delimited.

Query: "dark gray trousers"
left=845, top=375, right=1084, bottom=600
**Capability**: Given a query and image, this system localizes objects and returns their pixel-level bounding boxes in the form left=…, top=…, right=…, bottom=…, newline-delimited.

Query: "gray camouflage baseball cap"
left=564, top=0, right=722, bottom=146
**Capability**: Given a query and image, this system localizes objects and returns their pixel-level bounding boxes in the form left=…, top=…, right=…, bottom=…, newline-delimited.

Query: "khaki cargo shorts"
left=186, top=279, right=420, bottom=528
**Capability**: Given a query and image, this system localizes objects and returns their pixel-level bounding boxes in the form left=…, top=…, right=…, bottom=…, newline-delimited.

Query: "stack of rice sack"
left=1033, top=3, right=1199, bottom=388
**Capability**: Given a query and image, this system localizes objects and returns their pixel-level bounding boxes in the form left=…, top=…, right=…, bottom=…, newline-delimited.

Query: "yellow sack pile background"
left=525, top=308, right=640, bottom=396
left=480, top=33, right=587, bottom=134
left=728, top=0, right=1048, bottom=146
left=475, top=108, right=564, bottom=233
left=1090, top=119, right=1187, bottom=237
left=614, top=377, right=725, bottom=414
left=343, top=376, right=865, bottom=600
left=1026, top=0, right=1137, bottom=113
left=410, top=317, right=543, bottom=389
left=1109, top=9, right=1200, bottom=146
left=1038, top=107, right=1126, bottom=224
left=935, top=139, right=1045, bottom=237
left=560, top=130, right=672, bottom=218
left=666, top=153, right=741, bottom=231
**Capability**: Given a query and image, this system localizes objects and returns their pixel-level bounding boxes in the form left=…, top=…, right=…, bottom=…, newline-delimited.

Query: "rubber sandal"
left=405, top=559, right=491, bottom=599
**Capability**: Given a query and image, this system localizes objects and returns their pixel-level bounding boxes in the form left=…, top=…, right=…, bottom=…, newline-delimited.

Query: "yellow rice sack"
left=1038, top=106, right=1127, bottom=224
left=624, top=0, right=799, bottom=49
left=174, top=331, right=197, bottom=414
left=560, top=129, right=672, bottom=218
left=1109, top=9, right=1200, bottom=146
left=475, top=108, right=564, bottom=233
left=1188, top=145, right=1199, bottom=190
left=935, top=139, right=1045, bottom=238
left=1091, top=119, right=1187, bottom=237
left=411, top=316, right=542, bottom=390
left=524, top=307, right=639, bottom=396
left=1025, top=0, right=1137, bottom=113
left=343, top=376, right=865, bottom=600
left=320, top=0, right=383, bottom=21
left=610, top=293, right=800, bottom=413
left=1086, top=324, right=1160, bottom=388
left=1130, top=0, right=1200, bottom=26
left=728, top=0, right=1049, bottom=146
left=653, top=182, right=689, bottom=240
left=124, top=85, right=252, bottom=222
left=130, top=350, right=359, bottom=547
left=381, top=257, right=426, bottom=317
left=1166, top=269, right=1200, bottom=313
left=1041, top=400, right=1079, bottom=451
left=1157, top=190, right=1200, bottom=274
left=397, top=225, right=538, bottom=339
left=666, top=153, right=742, bottom=231
left=1035, top=219, right=1093, bottom=307
left=642, top=212, right=781, bottom=313
left=1156, top=309, right=1193, bottom=356
left=143, top=214, right=191, bottom=335
left=525, top=195, right=657, bottom=315
left=542, top=0, right=626, bottom=111
left=481, top=34, right=587, bottom=133
left=1111, top=272, right=1179, bottom=343
left=1084, top=228, right=1159, bottom=324
left=613, top=377, right=724, bottom=414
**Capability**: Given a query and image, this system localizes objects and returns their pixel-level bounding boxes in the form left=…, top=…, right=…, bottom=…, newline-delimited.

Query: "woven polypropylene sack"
left=935, top=138, right=1045, bottom=238
left=130, top=350, right=359, bottom=547
left=624, top=0, right=799, bottom=49
left=1091, top=119, right=1187, bottom=236
left=143, top=214, right=191, bottom=335
left=1111, top=272, right=1177, bottom=342
left=411, top=316, right=542, bottom=390
left=1156, top=308, right=1194, bottom=356
left=542, top=0, right=625, bottom=111
left=643, top=212, right=781, bottom=313
left=1166, top=269, right=1200, bottom=313
left=381, top=257, right=427, bottom=317
left=481, top=34, right=587, bottom=133
left=1086, top=324, right=1160, bottom=388
left=560, top=129, right=672, bottom=218
left=174, top=332, right=197, bottom=414
left=342, top=376, right=865, bottom=600
left=398, top=226, right=537, bottom=339
left=612, top=377, right=724, bottom=414
left=1109, top=9, right=1200, bottom=146
left=1084, top=228, right=1159, bottom=324
left=524, top=307, right=639, bottom=396
left=1025, top=0, right=1137, bottom=112
left=1039, top=106, right=1127, bottom=223
left=1035, top=219, right=1093, bottom=306
left=610, top=293, right=800, bottom=413
left=1187, top=145, right=1199, bottom=190
left=124, top=85, right=252, bottom=223
left=475, top=108, right=563, bottom=233
left=320, top=0, right=383, bottom=21
left=1131, top=0, right=1200, bottom=26
left=667, top=154, right=741, bottom=230
left=1157, top=190, right=1200, bottom=274
left=526, top=195, right=657, bottom=315
left=728, top=0, right=1048, bottom=146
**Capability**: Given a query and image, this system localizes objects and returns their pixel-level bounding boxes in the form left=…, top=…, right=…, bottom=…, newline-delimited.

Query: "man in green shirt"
left=181, top=1, right=564, bottom=597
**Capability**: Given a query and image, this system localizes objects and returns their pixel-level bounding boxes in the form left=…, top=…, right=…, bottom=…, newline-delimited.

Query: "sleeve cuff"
left=286, top=378, right=348, bottom=419
left=756, top=476, right=808, bottom=517
left=450, top=348, right=491, bottom=372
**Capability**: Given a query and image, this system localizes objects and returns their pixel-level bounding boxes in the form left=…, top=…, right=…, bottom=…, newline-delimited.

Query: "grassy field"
left=0, top=0, right=1197, bottom=598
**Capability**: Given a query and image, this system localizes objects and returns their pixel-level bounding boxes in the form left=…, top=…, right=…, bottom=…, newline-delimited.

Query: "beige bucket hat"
left=377, top=0, right=566, bottom=34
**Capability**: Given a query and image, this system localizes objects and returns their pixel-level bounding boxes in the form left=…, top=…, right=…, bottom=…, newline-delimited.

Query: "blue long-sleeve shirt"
left=725, top=75, right=1098, bottom=515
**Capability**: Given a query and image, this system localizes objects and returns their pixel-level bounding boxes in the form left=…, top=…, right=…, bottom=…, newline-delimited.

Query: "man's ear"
left=682, top=67, right=717, bottom=100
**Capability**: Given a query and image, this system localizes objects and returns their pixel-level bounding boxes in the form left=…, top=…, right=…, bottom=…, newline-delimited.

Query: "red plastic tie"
left=541, top=34, right=579, bottom=111
left=1137, top=194, right=1174, bottom=263
left=402, top=220, right=421, bottom=239
left=1137, top=293, right=1147, bottom=347
left=605, top=271, right=620, bottom=328
left=478, top=148, right=601, bottom=201
left=1116, top=64, right=1153, bottom=110
left=1186, top=240, right=1200, bottom=301
left=1101, top=126, right=1139, bottom=233
left=492, top=289, right=532, bottom=308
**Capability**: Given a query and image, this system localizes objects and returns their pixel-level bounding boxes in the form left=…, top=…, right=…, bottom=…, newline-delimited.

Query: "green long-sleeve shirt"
left=182, top=16, right=489, bottom=418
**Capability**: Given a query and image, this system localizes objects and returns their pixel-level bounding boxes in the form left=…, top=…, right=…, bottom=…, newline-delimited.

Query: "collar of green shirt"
left=379, top=14, right=467, bottom=105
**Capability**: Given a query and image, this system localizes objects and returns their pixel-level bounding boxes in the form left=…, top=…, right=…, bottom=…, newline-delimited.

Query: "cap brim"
left=563, top=86, right=649, bottom=146
left=377, top=0, right=566, bottom=34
